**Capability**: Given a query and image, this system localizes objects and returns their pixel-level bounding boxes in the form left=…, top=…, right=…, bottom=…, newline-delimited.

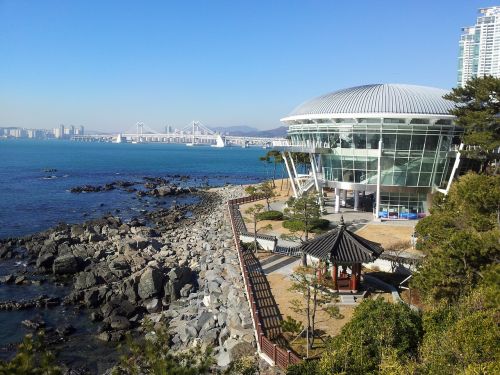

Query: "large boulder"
left=137, top=267, right=164, bottom=300
left=74, top=271, right=99, bottom=290
left=52, top=254, right=83, bottom=275
left=164, top=266, right=194, bottom=301
left=36, top=253, right=55, bottom=270
left=108, top=256, right=130, bottom=278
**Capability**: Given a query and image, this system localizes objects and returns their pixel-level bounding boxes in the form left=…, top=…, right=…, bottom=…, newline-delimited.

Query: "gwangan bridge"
left=71, top=121, right=288, bottom=148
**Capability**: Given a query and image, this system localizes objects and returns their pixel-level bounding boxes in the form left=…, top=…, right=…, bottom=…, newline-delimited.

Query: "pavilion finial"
left=339, top=215, right=345, bottom=227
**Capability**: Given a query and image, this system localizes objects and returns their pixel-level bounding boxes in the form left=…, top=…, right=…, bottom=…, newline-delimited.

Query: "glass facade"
left=287, top=118, right=461, bottom=218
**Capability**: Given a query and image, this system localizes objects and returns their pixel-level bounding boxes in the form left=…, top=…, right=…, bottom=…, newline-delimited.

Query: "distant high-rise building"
left=54, top=124, right=65, bottom=139
left=458, top=6, right=500, bottom=87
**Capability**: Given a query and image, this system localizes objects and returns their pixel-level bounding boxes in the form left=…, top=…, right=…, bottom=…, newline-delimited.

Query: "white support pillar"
left=445, top=143, right=464, bottom=194
left=334, top=188, right=340, bottom=213
left=375, top=139, right=382, bottom=219
left=341, top=189, right=347, bottom=207
left=309, top=153, right=324, bottom=212
left=283, top=153, right=298, bottom=198
left=309, top=153, right=320, bottom=192
left=289, top=152, right=299, bottom=179
left=354, top=190, right=359, bottom=211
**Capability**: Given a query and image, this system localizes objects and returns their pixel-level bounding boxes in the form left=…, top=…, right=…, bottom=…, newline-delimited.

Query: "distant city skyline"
left=1, top=0, right=499, bottom=132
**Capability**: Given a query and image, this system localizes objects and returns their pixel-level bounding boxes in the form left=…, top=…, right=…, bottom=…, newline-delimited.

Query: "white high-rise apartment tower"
left=458, top=6, right=500, bottom=87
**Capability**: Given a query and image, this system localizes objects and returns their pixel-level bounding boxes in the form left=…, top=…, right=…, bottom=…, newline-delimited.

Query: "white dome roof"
left=283, top=84, right=455, bottom=121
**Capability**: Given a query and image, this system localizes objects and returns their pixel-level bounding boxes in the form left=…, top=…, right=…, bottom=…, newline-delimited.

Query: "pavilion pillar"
left=331, top=263, right=338, bottom=290
left=354, top=190, right=360, bottom=211
left=351, top=263, right=360, bottom=292
left=334, top=188, right=340, bottom=213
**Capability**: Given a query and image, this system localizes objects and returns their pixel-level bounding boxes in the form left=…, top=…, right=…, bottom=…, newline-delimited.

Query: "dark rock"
left=53, top=254, right=83, bottom=275
left=22, top=318, right=45, bottom=330
left=145, top=298, right=161, bottom=313
left=0, top=274, right=15, bottom=284
left=96, top=332, right=111, bottom=342
left=90, top=311, right=103, bottom=322
left=56, top=324, right=75, bottom=336
left=110, top=315, right=130, bottom=330
left=74, top=271, right=99, bottom=290
left=138, top=267, right=164, bottom=300
left=36, top=253, right=55, bottom=269
left=109, top=256, right=130, bottom=278
left=14, top=276, right=26, bottom=285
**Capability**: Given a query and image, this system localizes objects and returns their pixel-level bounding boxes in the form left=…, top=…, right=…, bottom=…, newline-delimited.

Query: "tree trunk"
left=272, top=162, right=277, bottom=187
left=301, top=251, right=307, bottom=267
left=310, top=286, right=318, bottom=349
left=306, top=283, right=311, bottom=354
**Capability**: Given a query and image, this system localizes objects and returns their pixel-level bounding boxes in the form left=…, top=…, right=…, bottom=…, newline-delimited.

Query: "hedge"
left=257, top=210, right=284, bottom=221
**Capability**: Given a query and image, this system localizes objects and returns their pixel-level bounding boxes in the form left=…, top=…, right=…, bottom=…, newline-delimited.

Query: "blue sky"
left=1, top=0, right=499, bottom=132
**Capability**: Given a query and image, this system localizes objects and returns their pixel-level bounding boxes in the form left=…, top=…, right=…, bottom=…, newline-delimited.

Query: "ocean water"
left=0, top=139, right=271, bottom=239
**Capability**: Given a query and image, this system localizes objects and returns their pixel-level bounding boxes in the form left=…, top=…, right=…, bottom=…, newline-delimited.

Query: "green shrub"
left=282, top=219, right=330, bottom=232
left=256, top=210, right=283, bottom=221
left=310, top=218, right=330, bottom=231
left=280, top=316, right=303, bottom=335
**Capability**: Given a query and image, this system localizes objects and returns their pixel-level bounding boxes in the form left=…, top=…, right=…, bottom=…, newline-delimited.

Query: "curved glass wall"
left=287, top=119, right=461, bottom=189
left=286, top=119, right=461, bottom=219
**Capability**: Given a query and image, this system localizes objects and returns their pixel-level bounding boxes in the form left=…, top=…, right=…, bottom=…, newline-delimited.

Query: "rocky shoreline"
left=0, top=184, right=256, bottom=372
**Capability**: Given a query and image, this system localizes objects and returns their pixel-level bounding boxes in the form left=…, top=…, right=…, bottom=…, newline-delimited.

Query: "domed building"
left=280, top=84, right=463, bottom=219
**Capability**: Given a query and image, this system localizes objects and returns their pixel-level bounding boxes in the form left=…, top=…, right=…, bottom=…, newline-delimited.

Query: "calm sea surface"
left=0, top=139, right=270, bottom=239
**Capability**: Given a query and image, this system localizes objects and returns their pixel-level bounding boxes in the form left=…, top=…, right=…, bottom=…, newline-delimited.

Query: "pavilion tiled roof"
left=300, top=217, right=383, bottom=264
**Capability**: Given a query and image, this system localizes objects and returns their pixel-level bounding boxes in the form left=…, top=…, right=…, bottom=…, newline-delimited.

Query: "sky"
left=1, top=0, right=499, bottom=132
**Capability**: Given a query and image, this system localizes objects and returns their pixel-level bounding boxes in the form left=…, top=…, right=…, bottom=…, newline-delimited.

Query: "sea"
left=0, top=139, right=271, bottom=239
left=0, top=139, right=272, bottom=371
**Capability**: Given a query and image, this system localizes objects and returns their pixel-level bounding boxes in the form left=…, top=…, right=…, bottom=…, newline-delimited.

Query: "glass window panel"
left=433, top=173, right=443, bottom=186
left=418, top=173, right=432, bottom=186
left=384, top=118, right=406, bottom=124
left=410, top=135, right=426, bottom=151
left=410, top=119, right=430, bottom=124
left=332, top=169, right=342, bottom=181
left=342, top=170, right=355, bottom=182
left=440, top=136, right=451, bottom=151
left=381, top=171, right=393, bottom=185
left=366, top=133, right=380, bottom=149
left=406, top=173, right=419, bottom=186
left=420, top=160, right=434, bottom=173
left=353, top=133, right=366, bottom=148
left=354, top=170, right=364, bottom=183
left=382, top=134, right=396, bottom=150
left=354, top=157, right=366, bottom=170
left=367, top=157, right=378, bottom=171
left=396, top=134, right=412, bottom=150
left=425, top=135, right=439, bottom=151
left=393, top=171, right=407, bottom=185
left=363, top=171, right=377, bottom=184
left=341, top=157, right=354, bottom=170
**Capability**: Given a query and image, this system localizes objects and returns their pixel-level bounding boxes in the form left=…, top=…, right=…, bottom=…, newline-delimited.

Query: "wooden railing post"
left=273, top=344, right=277, bottom=364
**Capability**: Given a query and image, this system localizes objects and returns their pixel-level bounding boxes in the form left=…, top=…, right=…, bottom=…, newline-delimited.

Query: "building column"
left=354, top=190, right=360, bottom=211
left=341, top=189, right=347, bottom=207
left=375, top=138, right=382, bottom=219
left=331, top=263, right=338, bottom=291
left=283, top=153, right=298, bottom=198
left=334, top=188, right=340, bottom=213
